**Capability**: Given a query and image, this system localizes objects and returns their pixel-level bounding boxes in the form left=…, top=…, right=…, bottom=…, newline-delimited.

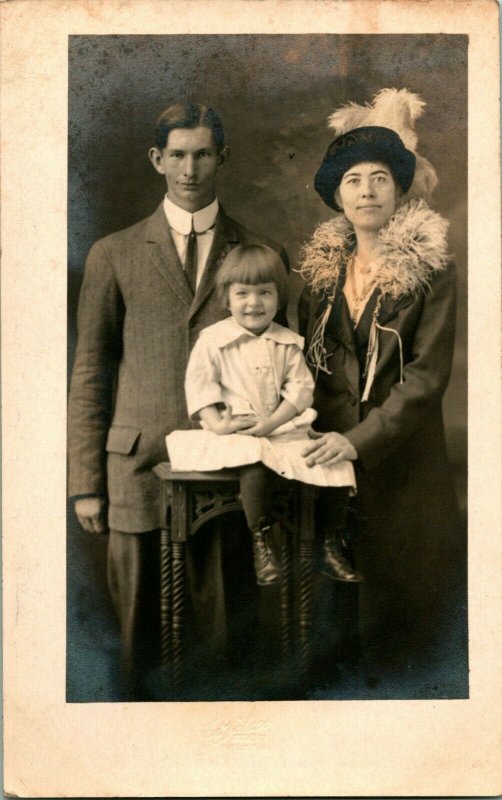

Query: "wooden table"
left=153, top=463, right=317, bottom=688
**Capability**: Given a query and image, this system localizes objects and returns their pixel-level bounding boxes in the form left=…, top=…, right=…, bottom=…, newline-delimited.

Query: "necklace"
left=347, top=253, right=376, bottom=325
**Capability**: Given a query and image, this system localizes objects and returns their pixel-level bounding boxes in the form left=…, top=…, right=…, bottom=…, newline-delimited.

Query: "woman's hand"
left=301, top=430, right=358, bottom=466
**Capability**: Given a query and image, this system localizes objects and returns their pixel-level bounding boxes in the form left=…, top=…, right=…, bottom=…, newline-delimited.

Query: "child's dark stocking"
left=239, top=463, right=281, bottom=586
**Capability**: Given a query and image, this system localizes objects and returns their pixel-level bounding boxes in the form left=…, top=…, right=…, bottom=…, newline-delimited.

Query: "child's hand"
left=239, top=415, right=276, bottom=437
left=211, top=406, right=256, bottom=435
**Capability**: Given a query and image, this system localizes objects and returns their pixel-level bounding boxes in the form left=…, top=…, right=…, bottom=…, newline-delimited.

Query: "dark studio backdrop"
left=67, top=34, right=468, bottom=701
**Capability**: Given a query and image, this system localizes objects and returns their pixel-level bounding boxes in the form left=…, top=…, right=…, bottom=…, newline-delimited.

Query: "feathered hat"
left=314, top=88, right=438, bottom=210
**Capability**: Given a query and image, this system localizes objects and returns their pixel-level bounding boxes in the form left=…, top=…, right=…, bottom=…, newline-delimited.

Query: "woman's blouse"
left=343, top=257, right=379, bottom=326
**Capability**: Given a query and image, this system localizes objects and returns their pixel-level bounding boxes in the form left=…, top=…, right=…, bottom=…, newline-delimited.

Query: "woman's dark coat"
left=298, top=201, right=463, bottom=661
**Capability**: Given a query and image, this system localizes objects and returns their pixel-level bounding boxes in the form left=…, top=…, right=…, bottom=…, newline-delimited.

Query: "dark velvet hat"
left=314, top=125, right=416, bottom=211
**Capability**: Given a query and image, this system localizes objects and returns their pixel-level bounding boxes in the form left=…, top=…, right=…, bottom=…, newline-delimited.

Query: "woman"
left=298, top=89, right=463, bottom=673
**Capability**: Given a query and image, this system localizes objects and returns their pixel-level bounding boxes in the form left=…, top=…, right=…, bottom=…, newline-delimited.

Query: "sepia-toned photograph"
left=3, top=2, right=500, bottom=797
left=67, top=33, right=468, bottom=703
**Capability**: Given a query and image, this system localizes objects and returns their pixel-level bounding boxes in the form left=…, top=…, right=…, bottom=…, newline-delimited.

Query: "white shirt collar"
left=163, top=195, right=219, bottom=234
left=204, top=316, right=304, bottom=350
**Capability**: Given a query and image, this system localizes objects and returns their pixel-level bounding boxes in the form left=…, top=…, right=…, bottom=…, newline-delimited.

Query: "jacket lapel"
left=336, top=295, right=357, bottom=352
left=188, top=208, right=240, bottom=321
left=378, top=292, right=415, bottom=327
left=325, top=270, right=356, bottom=353
left=145, top=203, right=193, bottom=307
left=317, top=261, right=415, bottom=353
left=317, top=287, right=360, bottom=398
left=352, top=288, right=379, bottom=348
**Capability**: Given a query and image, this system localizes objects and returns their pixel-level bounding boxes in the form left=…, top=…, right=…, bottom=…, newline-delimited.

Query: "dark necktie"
left=185, top=222, right=198, bottom=294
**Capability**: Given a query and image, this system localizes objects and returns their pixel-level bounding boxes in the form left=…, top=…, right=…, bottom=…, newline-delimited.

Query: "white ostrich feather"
left=328, top=102, right=370, bottom=137
left=369, top=88, right=425, bottom=150
left=406, top=154, right=438, bottom=203
left=327, top=88, right=438, bottom=202
left=328, top=88, right=425, bottom=151
left=297, top=200, right=449, bottom=300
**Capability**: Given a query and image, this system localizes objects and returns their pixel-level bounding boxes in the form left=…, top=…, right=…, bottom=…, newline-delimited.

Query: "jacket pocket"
left=106, top=426, right=141, bottom=455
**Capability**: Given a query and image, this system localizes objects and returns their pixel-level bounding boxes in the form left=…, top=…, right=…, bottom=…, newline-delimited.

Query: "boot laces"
left=256, top=525, right=273, bottom=558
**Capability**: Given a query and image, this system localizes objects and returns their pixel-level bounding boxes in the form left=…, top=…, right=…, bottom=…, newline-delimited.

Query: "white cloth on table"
left=185, top=317, right=315, bottom=420
left=166, top=429, right=356, bottom=489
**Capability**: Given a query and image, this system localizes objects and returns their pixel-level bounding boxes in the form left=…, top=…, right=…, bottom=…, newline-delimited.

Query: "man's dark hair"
left=154, top=102, right=225, bottom=152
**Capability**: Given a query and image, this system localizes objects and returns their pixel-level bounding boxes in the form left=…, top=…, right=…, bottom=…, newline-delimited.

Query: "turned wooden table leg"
left=160, top=526, right=172, bottom=668
left=171, top=540, right=185, bottom=689
left=159, top=476, right=173, bottom=687
left=171, top=482, right=187, bottom=690
left=298, top=485, right=316, bottom=678
left=298, top=539, right=314, bottom=676
left=280, top=527, right=293, bottom=660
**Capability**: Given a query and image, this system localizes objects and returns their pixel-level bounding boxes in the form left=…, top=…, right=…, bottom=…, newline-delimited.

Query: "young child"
left=183, top=244, right=361, bottom=587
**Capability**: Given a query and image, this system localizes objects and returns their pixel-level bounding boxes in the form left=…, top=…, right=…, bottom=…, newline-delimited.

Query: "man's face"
left=149, top=126, right=225, bottom=212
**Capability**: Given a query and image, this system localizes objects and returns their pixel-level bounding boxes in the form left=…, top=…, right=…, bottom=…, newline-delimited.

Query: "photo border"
left=2, top=1, right=501, bottom=796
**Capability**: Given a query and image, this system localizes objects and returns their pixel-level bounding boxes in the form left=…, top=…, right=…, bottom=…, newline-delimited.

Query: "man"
left=68, top=102, right=287, bottom=698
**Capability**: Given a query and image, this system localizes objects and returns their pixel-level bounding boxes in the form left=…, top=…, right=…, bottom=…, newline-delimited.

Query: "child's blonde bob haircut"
left=216, top=244, right=289, bottom=308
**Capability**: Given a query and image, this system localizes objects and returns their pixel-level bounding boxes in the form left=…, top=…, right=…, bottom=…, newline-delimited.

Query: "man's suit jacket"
left=68, top=202, right=287, bottom=532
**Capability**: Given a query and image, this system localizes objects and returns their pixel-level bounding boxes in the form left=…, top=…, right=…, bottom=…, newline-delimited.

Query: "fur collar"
left=298, top=199, right=450, bottom=301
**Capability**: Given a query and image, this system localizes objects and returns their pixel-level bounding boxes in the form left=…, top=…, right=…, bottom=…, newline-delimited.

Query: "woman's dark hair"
left=154, top=102, right=225, bottom=152
left=217, top=245, right=289, bottom=308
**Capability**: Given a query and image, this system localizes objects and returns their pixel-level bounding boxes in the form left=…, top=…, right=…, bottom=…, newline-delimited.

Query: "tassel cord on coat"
left=361, top=301, right=405, bottom=403
left=305, top=301, right=334, bottom=380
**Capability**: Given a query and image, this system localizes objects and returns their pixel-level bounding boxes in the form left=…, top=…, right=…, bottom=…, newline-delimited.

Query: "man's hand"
left=301, top=430, right=358, bottom=466
left=75, top=496, right=108, bottom=534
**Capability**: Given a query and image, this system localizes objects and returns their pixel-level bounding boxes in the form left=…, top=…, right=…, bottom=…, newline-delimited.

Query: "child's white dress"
left=166, top=317, right=356, bottom=489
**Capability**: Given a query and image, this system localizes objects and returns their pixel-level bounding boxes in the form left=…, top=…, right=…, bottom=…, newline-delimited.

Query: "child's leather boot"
left=252, top=522, right=281, bottom=586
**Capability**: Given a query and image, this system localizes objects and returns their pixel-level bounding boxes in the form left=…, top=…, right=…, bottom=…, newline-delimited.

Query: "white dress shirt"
left=163, top=195, right=218, bottom=290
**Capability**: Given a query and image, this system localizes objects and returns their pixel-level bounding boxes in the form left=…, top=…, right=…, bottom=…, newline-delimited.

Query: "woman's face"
left=335, top=161, right=398, bottom=233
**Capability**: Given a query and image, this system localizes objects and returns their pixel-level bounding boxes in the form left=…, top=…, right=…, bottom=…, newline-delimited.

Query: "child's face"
left=228, top=282, right=279, bottom=335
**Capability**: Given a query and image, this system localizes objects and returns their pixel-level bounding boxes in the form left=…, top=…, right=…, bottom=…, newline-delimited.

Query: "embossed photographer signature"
left=206, top=716, right=273, bottom=749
